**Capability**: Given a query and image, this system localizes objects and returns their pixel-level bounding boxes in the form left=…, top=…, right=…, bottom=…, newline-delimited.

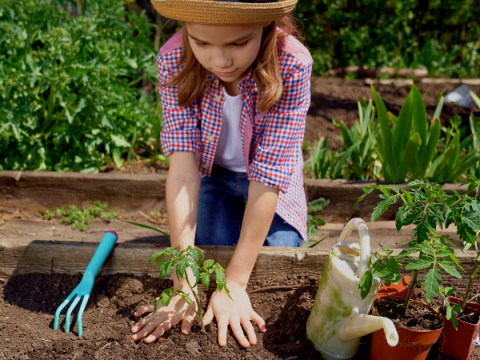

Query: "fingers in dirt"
left=231, top=320, right=250, bottom=348
left=181, top=309, right=196, bottom=335
left=134, top=304, right=154, bottom=317
left=251, top=311, right=267, bottom=332
left=217, top=318, right=229, bottom=347
left=241, top=319, right=257, bottom=345
left=144, top=326, right=166, bottom=343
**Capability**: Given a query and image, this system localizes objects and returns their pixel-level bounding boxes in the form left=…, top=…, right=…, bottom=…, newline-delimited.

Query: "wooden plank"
left=0, top=239, right=477, bottom=289
left=0, top=238, right=328, bottom=281
left=0, top=171, right=167, bottom=215
left=0, top=170, right=472, bottom=222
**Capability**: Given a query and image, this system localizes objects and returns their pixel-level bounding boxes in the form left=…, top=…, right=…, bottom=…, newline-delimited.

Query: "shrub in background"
left=295, top=0, right=480, bottom=77
left=0, top=0, right=162, bottom=172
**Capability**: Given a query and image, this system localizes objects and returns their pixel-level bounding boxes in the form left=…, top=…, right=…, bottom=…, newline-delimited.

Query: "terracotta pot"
left=370, top=298, right=444, bottom=360
left=439, top=296, right=480, bottom=360
left=375, top=276, right=416, bottom=301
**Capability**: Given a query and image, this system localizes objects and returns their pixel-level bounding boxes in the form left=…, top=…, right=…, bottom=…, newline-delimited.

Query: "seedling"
left=38, top=201, right=119, bottom=231
left=150, top=246, right=231, bottom=334
left=355, top=179, right=474, bottom=327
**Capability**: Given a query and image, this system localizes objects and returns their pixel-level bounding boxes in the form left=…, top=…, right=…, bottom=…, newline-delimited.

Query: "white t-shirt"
left=213, top=88, right=247, bottom=172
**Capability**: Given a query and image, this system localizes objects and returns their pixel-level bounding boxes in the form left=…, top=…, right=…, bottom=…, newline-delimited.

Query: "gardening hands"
left=203, top=281, right=266, bottom=348
left=130, top=284, right=197, bottom=343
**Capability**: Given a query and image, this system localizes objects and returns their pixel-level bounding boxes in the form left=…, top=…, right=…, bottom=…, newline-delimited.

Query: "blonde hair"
left=164, top=14, right=300, bottom=113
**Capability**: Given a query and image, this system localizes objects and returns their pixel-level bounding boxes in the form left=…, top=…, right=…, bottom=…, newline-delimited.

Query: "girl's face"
left=186, top=22, right=268, bottom=88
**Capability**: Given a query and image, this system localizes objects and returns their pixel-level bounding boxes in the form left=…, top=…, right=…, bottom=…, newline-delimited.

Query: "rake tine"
left=76, top=295, right=90, bottom=337
left=54, top=290, right=77, bottom=330
left=65, top=295, right=82, bottom=333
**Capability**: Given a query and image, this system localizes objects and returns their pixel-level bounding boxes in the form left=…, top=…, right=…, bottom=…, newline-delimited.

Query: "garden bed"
left=2, top=271, right=480, bottom=360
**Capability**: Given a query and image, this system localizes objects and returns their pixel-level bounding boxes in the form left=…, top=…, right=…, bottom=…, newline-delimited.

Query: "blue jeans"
left=195, top=164, right=302, bottom=247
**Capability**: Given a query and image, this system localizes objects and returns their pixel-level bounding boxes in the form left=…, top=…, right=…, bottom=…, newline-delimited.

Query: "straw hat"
left=151, top=0, right=298, bottom=25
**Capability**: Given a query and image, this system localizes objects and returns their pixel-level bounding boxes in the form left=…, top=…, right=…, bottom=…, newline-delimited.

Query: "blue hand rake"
left=53, top=231, right=118, bottom=336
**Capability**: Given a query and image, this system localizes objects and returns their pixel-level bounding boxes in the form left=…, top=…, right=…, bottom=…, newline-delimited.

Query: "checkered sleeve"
left=158, top=50, right=200, bottom=156
left=249, top=61, right=312, bottom=192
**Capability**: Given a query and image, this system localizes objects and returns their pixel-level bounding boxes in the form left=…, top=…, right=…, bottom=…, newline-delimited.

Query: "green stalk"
left=404, top=271, right=418, bottom=313
left=462, top=245, right=480, bottom=312
left=185, top=276, right=206, bottom=334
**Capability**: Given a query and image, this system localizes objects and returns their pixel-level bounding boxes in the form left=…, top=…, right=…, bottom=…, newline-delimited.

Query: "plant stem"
left=463, top=254, right=480, bottom=311
left=185, top=276, right=206, bottom=334
left=404, top=272, right=417, bottom=313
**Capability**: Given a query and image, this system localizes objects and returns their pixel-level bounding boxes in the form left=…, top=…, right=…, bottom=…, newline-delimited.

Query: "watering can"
left=306, top=218, right=399, bottom=360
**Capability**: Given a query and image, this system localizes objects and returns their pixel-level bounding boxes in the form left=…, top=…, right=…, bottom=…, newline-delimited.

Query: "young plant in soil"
left=149, top=246, right=231, bottom=334
left=438, top=175, right=480, bottom=327
left=355, top=180, right=466, bottom=321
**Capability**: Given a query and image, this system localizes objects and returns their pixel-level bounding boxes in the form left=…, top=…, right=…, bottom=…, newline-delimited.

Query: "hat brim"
left=151, top=0, right=298, bottom=24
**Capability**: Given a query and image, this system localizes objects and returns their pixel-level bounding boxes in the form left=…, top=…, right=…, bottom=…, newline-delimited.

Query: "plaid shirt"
left=159, top=29, right=313, bottom=240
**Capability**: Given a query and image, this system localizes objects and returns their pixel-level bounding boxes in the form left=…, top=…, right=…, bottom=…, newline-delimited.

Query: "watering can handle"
left=338, top=218, right=370, bottom=278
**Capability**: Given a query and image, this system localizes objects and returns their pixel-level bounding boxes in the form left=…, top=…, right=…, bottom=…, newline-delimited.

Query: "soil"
left=2, top=272, right=480, bottom=360
left=374, top=297, right=443, bottom=331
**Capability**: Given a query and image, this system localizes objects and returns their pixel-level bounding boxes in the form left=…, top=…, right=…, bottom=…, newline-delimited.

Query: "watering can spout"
left=338, top=310, right=399, bottom=347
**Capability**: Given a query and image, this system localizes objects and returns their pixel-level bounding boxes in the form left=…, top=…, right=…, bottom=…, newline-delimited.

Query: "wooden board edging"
left=0, top=171, right=471, bottom=222
left=0, top=239, right=478, bottom=289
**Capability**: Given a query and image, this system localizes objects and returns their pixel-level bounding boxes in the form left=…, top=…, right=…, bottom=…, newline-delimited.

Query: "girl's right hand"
left=131, top=288, right=197, bottom=343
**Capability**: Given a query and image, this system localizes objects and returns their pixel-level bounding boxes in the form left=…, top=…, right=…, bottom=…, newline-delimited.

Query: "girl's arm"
left=202, top=180, right=276, bottom=348
left=166, top=151, right=201, bottom=286
left=226, top=180, right=279, bottom=287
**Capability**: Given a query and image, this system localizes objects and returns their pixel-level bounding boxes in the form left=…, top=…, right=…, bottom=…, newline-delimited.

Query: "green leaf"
left=215, top=268, right=226, bottom=292
left=397, top=132, right=422, bottom=181
left=395, top=248, right=418, bottom=259
left=419, top=118, right=441, bottom=177
left=153, top=297, right=160, bottom=312
left=126, top=221, right=170, bottom=237
left=160, top=287, right=174, bottom=307
left=161, top=260, right=175, bottom=280
left=405, top=258, right=433, bottom=271
left=393, top=93, right=414, bottom=165
left=359, top=269, right=373, bottom=299
left=438, top=260, right=462, bottom=279
left=411, top=84, right=428, bottom=162
left=380, top=243, right=393, bottom=256
left=176, top=260, right=188, bottom=280
left=203, top=259, right=215, bottom=270
left=433, top=96, right=444, bottom=120
left=111, top=134, right=131, bottom=148
left=371, top=195, right=399, bottom=222
left=470, top=90, right=480, bottom=109
left=425, top=268, right=441, bottom=302
left=372, top=86, right=397, bottom=180
left=124, top=58, right=138, bottom=69
left=354, top=187, right=375, bottom=209
left=200, top=272, right=210, bottom=291
left=386, top=258, right=401, bottom=283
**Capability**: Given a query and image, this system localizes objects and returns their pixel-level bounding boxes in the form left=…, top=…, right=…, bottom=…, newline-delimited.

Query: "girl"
left=131, top=0, right=312, bottom=349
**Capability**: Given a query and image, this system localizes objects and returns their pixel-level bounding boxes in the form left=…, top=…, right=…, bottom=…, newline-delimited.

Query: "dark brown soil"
left=2, top=272, right=480, bottom=360
left=374, top=297, right=443, bottom=331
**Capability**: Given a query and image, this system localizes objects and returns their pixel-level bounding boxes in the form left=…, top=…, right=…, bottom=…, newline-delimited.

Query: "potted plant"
left=436, top=175, right=480, bottom=359
left=356, top=180, right=466, bottom=360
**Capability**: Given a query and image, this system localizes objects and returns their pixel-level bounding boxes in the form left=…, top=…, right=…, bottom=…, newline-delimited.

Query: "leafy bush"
left=306, top=85, right=480, bottom=182
left=0, top=0, right=162, bottom=172
left=295, top=0, right=480, bottom=77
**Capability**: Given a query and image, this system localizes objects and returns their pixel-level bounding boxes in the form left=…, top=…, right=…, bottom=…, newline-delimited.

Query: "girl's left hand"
left=203, top=281, right=266, bottom=348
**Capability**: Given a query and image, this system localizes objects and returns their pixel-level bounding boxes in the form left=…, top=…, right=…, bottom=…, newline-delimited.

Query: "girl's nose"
left=212, top=48, right=233, bottom=69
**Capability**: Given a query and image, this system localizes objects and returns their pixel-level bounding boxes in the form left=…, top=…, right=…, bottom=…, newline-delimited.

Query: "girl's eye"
left=234, top=41, right=248, bottom=47
left=195, top=42, right=207, bottom=47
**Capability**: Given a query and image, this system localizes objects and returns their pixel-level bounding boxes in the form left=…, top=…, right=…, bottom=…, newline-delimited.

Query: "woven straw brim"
left=151, top=0, right=298, bottom=24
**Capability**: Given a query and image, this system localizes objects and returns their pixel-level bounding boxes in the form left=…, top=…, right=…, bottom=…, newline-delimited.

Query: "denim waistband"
left=211, top=164, right=248, bottom=179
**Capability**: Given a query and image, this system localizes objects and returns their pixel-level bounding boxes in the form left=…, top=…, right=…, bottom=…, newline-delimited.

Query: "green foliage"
left=357, top=177, right=480, bottom=325
left=39, top=201, right=119, bottom=231
left=0, top=0, right=164, bottom=172
left=149, top=246, right=230, bottom=333
left=304, top=197, right=329, bottom=247
left=295, top=1, right=480, bottom=77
